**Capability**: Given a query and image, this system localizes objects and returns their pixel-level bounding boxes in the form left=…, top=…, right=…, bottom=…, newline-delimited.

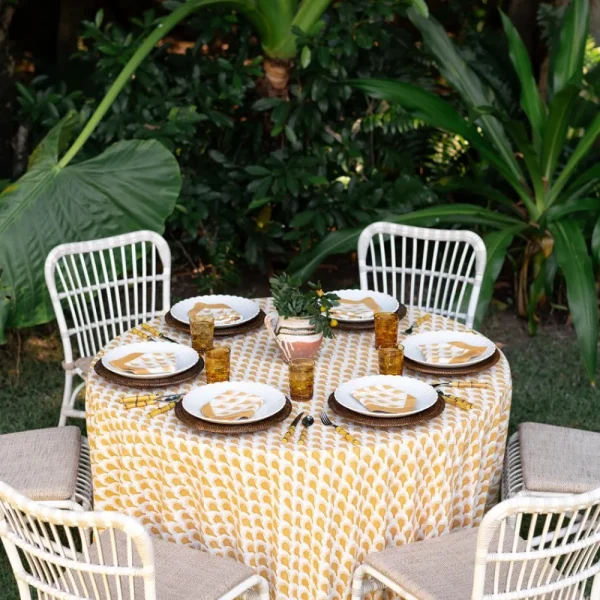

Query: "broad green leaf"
left=561, top=163, right=600, bottom=203
left=350, top=79, right=533, bottom=210
left=550, top=108, right=600, bottom=204
left=541, top=85, right=579, bottom=190
left=289, top=204, right=523, bottom=281
left=592, top=215, right=600, bottom=265
left=474, top=225, right=526, bottom=329
left=549, top=220, right=598, bottom=382
left=500, top=11, right=546, bottom=149
left=408, top=9, right=523, bottom=184
left=541, top=197, right=600, bottom=226
left=0, top=118, right=181, bottom=341
left=552, top=0, right=589, bottom=95
left=300, top=45, right=312, bottom=68
left=435, top=176, right=522, bottom=215
left=505, top=120, right=545, bottom=211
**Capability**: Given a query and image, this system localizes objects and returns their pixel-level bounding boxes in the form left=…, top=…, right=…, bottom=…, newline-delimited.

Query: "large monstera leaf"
left=0, top=113, right=181, bottom=342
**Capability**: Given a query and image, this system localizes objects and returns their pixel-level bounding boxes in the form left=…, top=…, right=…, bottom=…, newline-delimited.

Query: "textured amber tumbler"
left=289, top=358, right=315, bottom=402
left=206, top=346, right=230, bottom=383
left=374, top=312, right=399, bottom=349
left=189, top=314, right=214, bottom=353
left=378, top=345, right=404, bottom=376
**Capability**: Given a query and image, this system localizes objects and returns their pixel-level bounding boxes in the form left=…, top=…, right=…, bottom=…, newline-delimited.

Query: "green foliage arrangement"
left=292, top=0, right=600, bottom=382
left=17, top=0, right=452, bottom=291
left=270, top=273, right=339, bottom=337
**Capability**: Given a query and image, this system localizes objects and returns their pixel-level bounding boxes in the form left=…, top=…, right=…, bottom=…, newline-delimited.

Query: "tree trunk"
left=260, top=58, right=292, bottom=99
left=0, top=0, right=15, bottom=179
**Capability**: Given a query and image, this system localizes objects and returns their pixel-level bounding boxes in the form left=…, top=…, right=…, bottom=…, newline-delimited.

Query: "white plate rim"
left=334, top=375, right=438, bottom=418
left=102, top=341, right=199, bottom=380
left=403, top=330, right=496, bottom=369
left=181, top=382, right=286, bottom=424
left=329, top=289, right=400, bottom=323
left=170, top=295, right=261, bottom=328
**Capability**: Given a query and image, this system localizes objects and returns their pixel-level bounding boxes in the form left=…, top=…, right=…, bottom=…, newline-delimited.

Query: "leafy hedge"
left=17, top=0, right=471, bottom=287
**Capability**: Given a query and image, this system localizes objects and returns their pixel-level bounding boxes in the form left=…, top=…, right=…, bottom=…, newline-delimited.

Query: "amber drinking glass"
left=378, top=345, right=405, bottom=376
left=374, top=312, right=399, bottom=349
left=189, top=314, right=214, bottom=353
left=205, top=346, right=230, bottom=383
left=289, top=358, right=315, bottom=402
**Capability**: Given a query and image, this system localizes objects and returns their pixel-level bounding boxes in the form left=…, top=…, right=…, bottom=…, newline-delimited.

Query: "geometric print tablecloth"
left=86, top=299, right=512, bottom=600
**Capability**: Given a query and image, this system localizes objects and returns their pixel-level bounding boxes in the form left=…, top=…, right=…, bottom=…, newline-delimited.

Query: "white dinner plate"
left=102, top=342, right=200, bottom=380
left=170, top=295, right=260, bottom=328
left=182, top=382, right=287, bottom=424
left=335, top=375, right=438, bottom=418
left=403, top=330, right=496, bottom=369
left=329, top=289, right=399, bottom=323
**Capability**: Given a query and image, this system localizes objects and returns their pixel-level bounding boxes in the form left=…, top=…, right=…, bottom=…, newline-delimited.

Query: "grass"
left=0, top=313, right=598, bottom=598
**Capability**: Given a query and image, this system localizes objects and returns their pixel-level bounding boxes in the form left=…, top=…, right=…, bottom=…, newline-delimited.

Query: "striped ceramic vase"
left=264, top=312, right=323, bottom=363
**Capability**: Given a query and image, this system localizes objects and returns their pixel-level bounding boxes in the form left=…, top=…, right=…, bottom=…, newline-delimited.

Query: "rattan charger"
left=335, top=305, right=408, bottom=332
left=164, top=310, right=266, bottom=337
left=328, top=393, right=445, bottom=428
left=404, top=348, right=501, bottom=376
left=174, top=398, right=292, bottom=434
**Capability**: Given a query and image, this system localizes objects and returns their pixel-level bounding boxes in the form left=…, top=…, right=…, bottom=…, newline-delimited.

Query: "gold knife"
left=281, top=412, right=304, bottom=443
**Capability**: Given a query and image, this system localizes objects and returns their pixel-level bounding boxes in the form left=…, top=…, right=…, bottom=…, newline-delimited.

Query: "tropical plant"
left=289, top=0, right=600, bottom=382
left=270, top=273, right=339, bottom=337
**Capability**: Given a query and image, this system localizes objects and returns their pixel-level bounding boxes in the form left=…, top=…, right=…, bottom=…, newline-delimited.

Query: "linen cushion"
left=85, top=531, right=257, bottom=600
left=0, top=427, right=81, bottom=501
left=364, top=526, right=541, bottom=600
left=519, top=422, right=600, bottom=494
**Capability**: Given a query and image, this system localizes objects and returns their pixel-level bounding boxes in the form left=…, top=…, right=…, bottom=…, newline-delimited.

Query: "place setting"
left=165, top=294, right=264, bottom=336
left=328, top=289, right=407, bottom=331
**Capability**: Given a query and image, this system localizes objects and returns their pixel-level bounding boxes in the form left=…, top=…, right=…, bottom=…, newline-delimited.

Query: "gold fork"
left=319, top=411, right=361, bottom=446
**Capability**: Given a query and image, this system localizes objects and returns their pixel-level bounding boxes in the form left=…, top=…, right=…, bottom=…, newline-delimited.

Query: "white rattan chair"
left=352, top=487, right=600, bottom=599
left=0, top=427, right=93, bottom=512
left=357, top=222, right=487, bottom=328
left=45, top=231, right=171, bottom=426
left=0, top=480, right=270, bottom=600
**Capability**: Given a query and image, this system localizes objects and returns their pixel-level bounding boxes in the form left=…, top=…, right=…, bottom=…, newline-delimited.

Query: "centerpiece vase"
left=264, top=312, right=323, bottom=363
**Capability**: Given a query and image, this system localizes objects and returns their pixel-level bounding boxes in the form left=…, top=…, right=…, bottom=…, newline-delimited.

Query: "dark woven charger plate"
left=404, top=347, right=501, bottom=376
left=328, top=393, right=445, bottom=428
left=335, top=304, right=407, bottom=332
left=94, top=357, right=204, bottom=388
left=174, top=397, right=292, bottom=434
left=164, top=310, right=266, bottom=337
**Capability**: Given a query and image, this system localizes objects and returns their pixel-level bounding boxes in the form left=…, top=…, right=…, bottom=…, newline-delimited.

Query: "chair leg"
left=59, top=371, right=74, bottom=427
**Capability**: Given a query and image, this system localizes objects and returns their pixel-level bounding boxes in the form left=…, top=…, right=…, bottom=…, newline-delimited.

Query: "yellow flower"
left=320, top=306, right=327, bottom=313
left=330, top=319, right=338, bottom=327
left=316, top=289, right=324, bottom=297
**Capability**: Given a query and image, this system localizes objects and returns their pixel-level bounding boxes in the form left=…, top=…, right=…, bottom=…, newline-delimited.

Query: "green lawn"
left=0, top=315, right=598, bottom=598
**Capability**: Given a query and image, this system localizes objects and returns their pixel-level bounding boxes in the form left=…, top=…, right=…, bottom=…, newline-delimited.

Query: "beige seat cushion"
left=83, top=531, right=257, bottom=600
left=364, top=526, right=549, bottom=600
left=519, top=422, right=600, bottom=494
left=0, top=427, right=81, bottom=501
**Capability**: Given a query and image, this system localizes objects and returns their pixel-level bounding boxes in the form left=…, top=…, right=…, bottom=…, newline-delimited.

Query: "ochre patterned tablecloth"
left=87, top=299, right=512, bottom=600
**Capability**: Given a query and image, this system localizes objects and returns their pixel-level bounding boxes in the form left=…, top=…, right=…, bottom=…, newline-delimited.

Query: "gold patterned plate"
left=165, top=309, right=266, bottom=337
left=94, top=357, right=204, bottom=388
left=335, top=305, right=407, bottom=332
left=328, top=392, right=445, bottom=428
left=174, top=397, right=292, bottom=434
left=404, top=348, right=501, bottom=376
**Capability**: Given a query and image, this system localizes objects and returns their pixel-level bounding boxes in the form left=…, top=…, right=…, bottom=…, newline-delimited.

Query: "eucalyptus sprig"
left=269, top=273, right=339, bottom=338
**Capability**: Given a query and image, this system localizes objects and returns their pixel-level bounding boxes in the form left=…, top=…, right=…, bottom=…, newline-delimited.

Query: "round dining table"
left=86, top=298, right=512, bottom=600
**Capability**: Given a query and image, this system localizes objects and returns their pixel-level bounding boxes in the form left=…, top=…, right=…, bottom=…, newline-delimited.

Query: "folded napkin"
left=201, top=390, right=264, bottom=422
left=331, top=297, right=382, bottom=320
left=418, top=341, right=487, bottom=365
left=188, top=302, right=243, bottom=325
left=110, top=352, right=177, bottom=376
left=352, top=384, right=416, bottom=414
